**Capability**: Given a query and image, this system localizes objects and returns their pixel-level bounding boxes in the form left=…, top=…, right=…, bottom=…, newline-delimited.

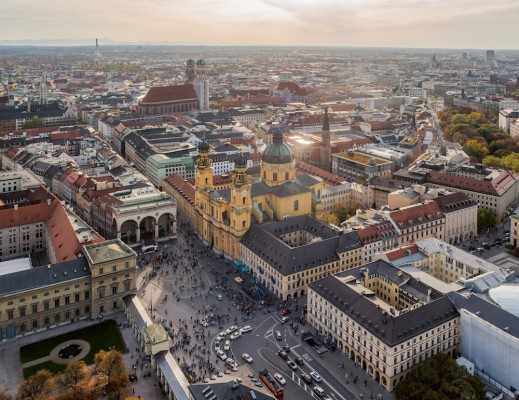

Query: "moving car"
left=283, top=344, right=290, bottom=353
left=230, top=331, right=241, bottom=340
left=274, top=373, right=286, bottom=385
left=278, top=350, right=288, bottom=360
left=224, top=340, right=231, bottom=351
left=242, top=353, right=253, bottom=363
left=217, top=293, right=223, bottom=300
left=281, top=316, right=289, bottom=324
left=275, top=330, right=282, bottom=340
left=287, top=360, right=297, bottom=371
left=310, top=371, right=322, bottom=382
left=295, top=357, right=304, bottom=366
left=280, top=309, right=291, bottom=316
left=301, top=373, right=312, bottom=384
left=313, top=386, right=325, bottom=397
left=226, top=325, right=238, bottom=334
left=239, top=325, right=252, bottom=333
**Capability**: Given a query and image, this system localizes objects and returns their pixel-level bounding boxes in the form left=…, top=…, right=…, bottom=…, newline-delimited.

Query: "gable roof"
left=389, top=202, right=443, bottom=230
left=140, top=84, right=198, bottom=104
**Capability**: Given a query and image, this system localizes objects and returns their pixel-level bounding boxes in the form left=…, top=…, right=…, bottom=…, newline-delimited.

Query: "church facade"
left=194, top=130, right=313, bottom=260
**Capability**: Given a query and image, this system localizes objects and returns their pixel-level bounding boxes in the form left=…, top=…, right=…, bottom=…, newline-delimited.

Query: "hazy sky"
left=1, top=0, right=519, bottom=48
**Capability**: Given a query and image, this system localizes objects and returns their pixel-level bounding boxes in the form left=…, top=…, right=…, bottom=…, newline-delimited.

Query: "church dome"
left=234, top=152, right=247, bottom=168
left=196, top=59, right=206, bottom=66
left=262, top=129, right=293, bottom=164
left=186, top=59, right=196, bottom=66
left=198, top=140, right=210, bottom=153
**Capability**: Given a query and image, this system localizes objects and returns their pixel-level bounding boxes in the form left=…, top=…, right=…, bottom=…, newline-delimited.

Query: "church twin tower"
left=194, top=140, right=252, bottom=258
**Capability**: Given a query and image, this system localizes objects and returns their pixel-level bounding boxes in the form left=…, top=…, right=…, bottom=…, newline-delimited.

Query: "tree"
left=395, top=354, right=485, bottom=400
left=18, top=370, right=54, bottom=400
left=22, top=116, right=44, bottom=129
left=0, top=390, right=12, bottom=400
left=482, top=155, right=502, bottom=168
left=450, top=114, right=467, bottom=125
left=463, top=139, right=489, bottom=162
left=477, top=208, right=498, bottom=231
left=56, top=360, right=100, bottom=400
left=94, top=350, right=129, bottom=400
left=317, top=210, right=339, bottom=226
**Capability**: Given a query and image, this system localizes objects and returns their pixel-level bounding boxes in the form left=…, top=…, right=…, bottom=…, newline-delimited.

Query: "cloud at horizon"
left=0, top=0, right=518, bottom=49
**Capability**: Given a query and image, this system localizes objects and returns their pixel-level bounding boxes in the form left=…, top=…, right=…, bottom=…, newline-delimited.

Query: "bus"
left=141, top=245, right=158, bottom=254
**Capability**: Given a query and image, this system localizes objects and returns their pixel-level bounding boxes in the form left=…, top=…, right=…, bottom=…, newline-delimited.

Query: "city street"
left=136, top=217, right=392, bottom=400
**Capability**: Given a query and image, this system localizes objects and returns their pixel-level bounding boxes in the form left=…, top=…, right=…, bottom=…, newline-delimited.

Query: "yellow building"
left=193, top=129, right=313, bottom=260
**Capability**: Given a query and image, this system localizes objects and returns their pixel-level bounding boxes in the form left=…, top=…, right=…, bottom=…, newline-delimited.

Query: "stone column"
left=136, top=227, right=141, bottom=243
left=154, top=223, right=159, bottom=239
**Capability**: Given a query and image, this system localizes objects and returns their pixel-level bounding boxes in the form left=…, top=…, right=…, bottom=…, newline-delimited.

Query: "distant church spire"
left=320, top=107, right=331, bottom=171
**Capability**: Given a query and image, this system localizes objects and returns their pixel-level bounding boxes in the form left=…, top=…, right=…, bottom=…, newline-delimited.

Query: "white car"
left=226, top=358, right=237, bottom=368
left=281, top=316, right=289, bottom=324
left=224, top=340, right=231, bottom=351
left=274, top=373, right=286, bottom=385
left=216, top=350, right=227, bottom=361
left=226, top=325, right=238, bottom=335
left=239, top=325, right=252, bottom=333
left=242, top=353, right=253, bottom=363
left=230, top=331, right=241, bottom=340
left=200, top=319, right=209, bottom=327
left=275, top=330, right=282, bottom=340
left=216, top=332, right=226, bottom=341
left=214, top=341, right=221, bottom=351
left=310, top=371, right=322, bottom=383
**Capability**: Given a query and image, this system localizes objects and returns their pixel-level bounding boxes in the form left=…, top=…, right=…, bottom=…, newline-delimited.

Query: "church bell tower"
left=230, top=153, right=252, bottom=238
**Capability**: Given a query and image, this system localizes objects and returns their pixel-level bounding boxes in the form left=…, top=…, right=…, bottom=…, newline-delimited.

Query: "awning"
left=234, top=277, right=243, bottom=284
left=234, top=260, right=243, bottom=266
left=241, top=266, right=249, bottom=272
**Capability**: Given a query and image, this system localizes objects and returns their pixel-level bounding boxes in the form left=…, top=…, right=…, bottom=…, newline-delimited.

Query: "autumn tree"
left=0, top=389, right=12, bottom=400
left=18, top=370, right=54, bottom=400
left=317, top=210, right=339, bottom=226
left=94, top=349, right=129, bottom=400
left=56, top=360, right=100, bottom=400
left=463, top=139, right=489, bottom=162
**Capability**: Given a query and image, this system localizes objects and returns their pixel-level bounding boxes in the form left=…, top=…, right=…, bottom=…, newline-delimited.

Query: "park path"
left=21, top=339, right=90, bottom=368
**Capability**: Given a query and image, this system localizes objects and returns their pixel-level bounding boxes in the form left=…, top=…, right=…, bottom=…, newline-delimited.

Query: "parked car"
left=239, top=325, right=252, bottom=333
left=242, top=353, right=253, bottom=363
left=217, top=293, right=223, bottom=300
left=214, top=341, right=221, bottom=351
left=224, top=340, right=230, bottom=351
left=274, top=373, right=286, bottom=385
left=310, top=371, right=322, bottom=382
left=281, top=316, right=289, bottom=324
left=216, top=350, right=227, bottom=361
left=230, top=331, right=241, bottom=340
left=287, top=360, right=297, bottom=371
left=200, top=319, right=209, bottom=327
left=226, top=358, right=237, bottom=368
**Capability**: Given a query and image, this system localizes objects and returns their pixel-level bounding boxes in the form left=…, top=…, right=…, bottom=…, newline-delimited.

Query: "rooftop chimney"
left=47, top=198, right=52, bottom=206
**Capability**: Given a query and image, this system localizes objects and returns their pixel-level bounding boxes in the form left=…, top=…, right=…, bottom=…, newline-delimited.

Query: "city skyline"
left=1, top=0, right=519, bottom=49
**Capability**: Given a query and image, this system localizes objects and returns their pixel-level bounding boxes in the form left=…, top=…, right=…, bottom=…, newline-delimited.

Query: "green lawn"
left=20, top=319, right=127, bottom=377
left=22, top=360, right=64, bottom=379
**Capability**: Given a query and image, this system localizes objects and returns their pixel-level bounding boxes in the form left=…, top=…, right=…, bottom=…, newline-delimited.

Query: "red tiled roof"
left=328, top=103, right=356, bottom=112
left=389, top=202, right=443, bottom=230
left=0, top=187, right=103, bottom=262
left=164, top=174, right=195, bottom=204
left=385, top=245, right=420, bottom=261
left=427, top=170, right=519, bottom=197
left=140, top=84, right=198, bottom=104
left=275, top=81, right=308, bottom=96
left=295, top=160, right=347, bottom=185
